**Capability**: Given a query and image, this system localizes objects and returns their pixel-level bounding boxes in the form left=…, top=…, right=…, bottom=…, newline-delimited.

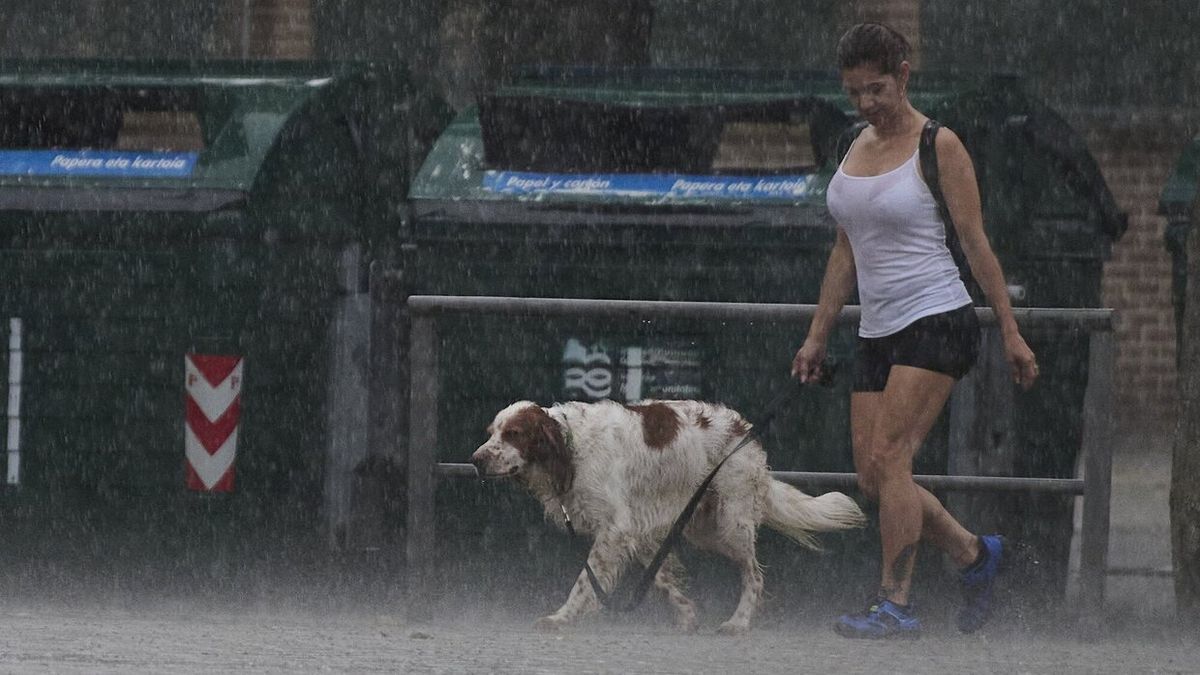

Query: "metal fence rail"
left=435, top=462, right=1087, bottom=494
left=405, top=295, right=1116, bottom=621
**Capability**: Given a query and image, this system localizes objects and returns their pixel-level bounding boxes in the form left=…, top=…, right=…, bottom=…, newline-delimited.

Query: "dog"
left=470, top=399, right=866, bottom=634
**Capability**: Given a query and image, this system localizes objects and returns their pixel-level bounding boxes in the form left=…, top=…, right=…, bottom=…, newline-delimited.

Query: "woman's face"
left=841, top=61, right=910, bottom=127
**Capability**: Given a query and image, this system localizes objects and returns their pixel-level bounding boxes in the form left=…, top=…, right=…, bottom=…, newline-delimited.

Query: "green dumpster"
left=0, top=59, right=437, bottom=594
left=405, top=67, right=1125, bottom=613
left=1161, top=134, right=1200, bottom=362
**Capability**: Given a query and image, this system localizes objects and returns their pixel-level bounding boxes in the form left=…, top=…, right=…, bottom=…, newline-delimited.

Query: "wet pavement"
left=0, top=430, right=1190, bottom=673
left=0, top=600, right=1194, bottom=674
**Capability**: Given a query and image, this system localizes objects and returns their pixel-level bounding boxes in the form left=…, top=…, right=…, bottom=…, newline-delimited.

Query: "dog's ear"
left=536, top=410, right=572, bottom=493
left=503, top=405, right=573, bottom=494
left=540, top=419, right=560, bottom=448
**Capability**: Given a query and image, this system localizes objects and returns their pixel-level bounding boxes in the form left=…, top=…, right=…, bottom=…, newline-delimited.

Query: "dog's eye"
left=501, top=428, right=531, bottom=447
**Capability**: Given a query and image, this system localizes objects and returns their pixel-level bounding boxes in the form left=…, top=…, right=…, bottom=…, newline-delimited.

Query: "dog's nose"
left=470, top=448, right=488, bottom=474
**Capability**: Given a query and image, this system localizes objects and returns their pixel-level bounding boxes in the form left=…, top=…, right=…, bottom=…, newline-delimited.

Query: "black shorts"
left=852, top=304, right=981, bottom=392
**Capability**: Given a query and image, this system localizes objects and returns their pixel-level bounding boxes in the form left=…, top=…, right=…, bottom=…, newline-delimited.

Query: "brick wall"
left=247, top=0, right=313, bottom=59
left=1079, top=115, right=1192, bottom=424
left=215, top=0, right=313, bottom=59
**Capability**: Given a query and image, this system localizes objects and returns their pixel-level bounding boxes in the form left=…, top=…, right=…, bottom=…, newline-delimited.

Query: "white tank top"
left=826, top=138, right=972, bottom=338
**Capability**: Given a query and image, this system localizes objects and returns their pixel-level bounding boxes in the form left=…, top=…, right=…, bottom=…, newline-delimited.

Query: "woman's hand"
left=1004, top=331, right=1038, bottom=389
left=791, top=339, right=828, bottom=384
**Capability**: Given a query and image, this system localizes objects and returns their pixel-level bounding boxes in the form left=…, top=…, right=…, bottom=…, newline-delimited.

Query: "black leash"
left=562, top=361, right=837, bottom=612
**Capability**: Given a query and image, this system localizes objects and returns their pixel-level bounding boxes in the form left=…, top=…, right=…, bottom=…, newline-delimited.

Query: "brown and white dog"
left=470, top=399, right=866, bottom=634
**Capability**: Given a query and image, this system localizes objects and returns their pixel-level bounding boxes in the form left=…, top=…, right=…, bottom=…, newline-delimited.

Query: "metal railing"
left=405, top=295, right=1115, bottom=619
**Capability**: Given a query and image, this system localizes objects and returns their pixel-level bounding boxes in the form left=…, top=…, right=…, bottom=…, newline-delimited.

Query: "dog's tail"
left=763, top=479, right=867, bottom=550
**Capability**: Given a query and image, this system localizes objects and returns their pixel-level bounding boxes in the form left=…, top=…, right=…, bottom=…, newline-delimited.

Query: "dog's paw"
left=716, top=620, right=750, bottom=636
left=533, top=615, right=568, bottom=632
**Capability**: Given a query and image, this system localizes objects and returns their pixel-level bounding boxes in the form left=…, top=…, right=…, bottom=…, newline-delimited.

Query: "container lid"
left=0, top=59, right=375, bottom=209
left=412, top=68, right=866, bottom=208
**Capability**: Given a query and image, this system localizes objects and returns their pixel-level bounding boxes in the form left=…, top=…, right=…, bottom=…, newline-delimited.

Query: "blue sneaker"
left=957, top=534, right=1005, bottom=633
left=834, top=598, right=921, bottom=639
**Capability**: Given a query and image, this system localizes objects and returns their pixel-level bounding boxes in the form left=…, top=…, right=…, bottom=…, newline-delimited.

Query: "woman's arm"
left=935, top=127, right=1039, bottom=389
left=792, top=226, right=857, bottom=382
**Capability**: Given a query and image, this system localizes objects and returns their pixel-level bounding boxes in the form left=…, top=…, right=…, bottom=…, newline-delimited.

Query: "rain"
left=0, top=1, right=1198, bottom=672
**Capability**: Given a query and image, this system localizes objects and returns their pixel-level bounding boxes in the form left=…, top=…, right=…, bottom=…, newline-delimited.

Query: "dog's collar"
left=562, top=419, right=575, bottom=457
left=548, top=409, right=582, bottom=543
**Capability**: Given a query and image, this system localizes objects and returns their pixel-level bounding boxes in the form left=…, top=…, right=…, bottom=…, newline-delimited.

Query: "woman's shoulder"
left=929, top=122, right=977, bottom=180
left=930, top=122, right=966, bottom=152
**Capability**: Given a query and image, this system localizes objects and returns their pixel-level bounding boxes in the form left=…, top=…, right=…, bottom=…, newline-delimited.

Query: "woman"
left=791, top=23, right=1038, bottom=638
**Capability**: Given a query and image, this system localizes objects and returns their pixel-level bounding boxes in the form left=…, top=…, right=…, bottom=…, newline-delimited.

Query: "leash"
left=562, top=360, right=838, bottom=612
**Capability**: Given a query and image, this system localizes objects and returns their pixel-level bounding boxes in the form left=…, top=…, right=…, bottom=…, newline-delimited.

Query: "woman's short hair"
left=836, top=23, right=910, bottom=74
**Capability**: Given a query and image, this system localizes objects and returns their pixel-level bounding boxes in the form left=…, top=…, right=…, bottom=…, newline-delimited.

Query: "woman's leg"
left=849, top=391, right=882, bottom=496
left=852, top=383, right=981, bottom=565
left=918, top=486, right=980, bottom=567
left=864, top=365, right=969, bottom=605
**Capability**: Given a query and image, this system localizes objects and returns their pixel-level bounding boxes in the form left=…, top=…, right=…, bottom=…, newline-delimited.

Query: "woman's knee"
left=870, top=434, right=917, bottom=473
left=855, top=467, right=880, bottom=501
left=856, top=443, right=914, bottom=501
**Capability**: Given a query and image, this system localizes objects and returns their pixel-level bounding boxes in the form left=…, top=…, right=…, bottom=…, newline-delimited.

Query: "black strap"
left=568, top=363, right=838, bottom=612
left=561, top=503, right=615, bottom=607
left=919, top=120, right=949, bottom=219
left=919, top=119, right=978, bottom=294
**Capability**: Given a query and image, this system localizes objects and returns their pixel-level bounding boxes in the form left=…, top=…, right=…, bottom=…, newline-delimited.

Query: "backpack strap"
left=919, top=120, right=952, bottom=227
left=919, top=119, right=978, bottom=296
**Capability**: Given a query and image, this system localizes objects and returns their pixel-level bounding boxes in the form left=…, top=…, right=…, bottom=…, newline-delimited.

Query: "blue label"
left=0, top=150, right=199, bottom=178
left=482, top=171, right=812, bottom=200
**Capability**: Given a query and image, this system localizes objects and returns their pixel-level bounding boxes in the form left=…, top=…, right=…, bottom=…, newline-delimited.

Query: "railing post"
left=1078, top=328, right=1115, bottom=620
left=324, top=244, right=371, bottom=550
left=947, top=347, right=980, bottom=516
left=406, top=314, right=438, bottom=620
left=948, top=325, right=1016, bottom=530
